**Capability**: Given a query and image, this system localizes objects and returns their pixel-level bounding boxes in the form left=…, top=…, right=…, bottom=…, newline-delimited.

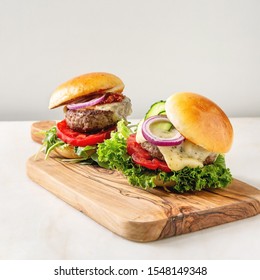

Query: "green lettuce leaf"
left=38, top=126, right=66, bottom=159
left=39, top=120, right=232, bottom=192
left=38, top=126, right=95, bottom=162
left=97, top=120, right=233, bottom=192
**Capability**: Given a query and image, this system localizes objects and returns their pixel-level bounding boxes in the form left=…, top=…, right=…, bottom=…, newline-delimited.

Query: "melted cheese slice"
left=136, top=120, right=215, bottom=171
left=157, top=142, right=212, bottom=171
left=95, top=97, right=132, bottom=120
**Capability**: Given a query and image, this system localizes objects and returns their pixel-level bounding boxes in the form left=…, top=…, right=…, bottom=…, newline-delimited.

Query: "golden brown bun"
left=49, top=72, right=125, bottom=109
left=153, top=177, right=176, bottom=188
left=54, top=146, right=80, bottom=159
left=165, top=92, right=233, bottom=153
left=54, top=145, right=96, bottom=159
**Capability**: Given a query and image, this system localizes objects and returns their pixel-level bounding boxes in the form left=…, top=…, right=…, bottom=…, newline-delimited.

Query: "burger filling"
left=65, top=109, right=116, bottom=133
left=136, top=122, right=217, bottom=171
left=156, top=141, right=217, bottom=171
left=140, top=141, right=165, bottom=161
left=65, top=96, right=132, bottom=133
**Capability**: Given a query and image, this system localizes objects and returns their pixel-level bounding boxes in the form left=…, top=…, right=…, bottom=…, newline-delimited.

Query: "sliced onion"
left=67, top=94, right=106, bottom=110
left=142, top=115, right=185, bottom=146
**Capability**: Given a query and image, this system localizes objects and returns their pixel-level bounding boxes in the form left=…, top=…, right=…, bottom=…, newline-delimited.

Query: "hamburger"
left=97, top=92, right=233, bottom=192
left=42, top=72, right=132, bottom=159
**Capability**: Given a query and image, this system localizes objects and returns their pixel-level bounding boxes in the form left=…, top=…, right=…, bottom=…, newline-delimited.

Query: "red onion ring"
left=67, top=94, right=106, bottom=110
left=142, top=115, right=185, bottom=146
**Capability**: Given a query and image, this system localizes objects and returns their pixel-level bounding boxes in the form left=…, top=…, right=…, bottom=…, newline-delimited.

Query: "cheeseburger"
left=43, top=72, right=132, bottom=159
left=97, top=92, right=233, bottom=192
left=129, top=92, right=233, bottom=189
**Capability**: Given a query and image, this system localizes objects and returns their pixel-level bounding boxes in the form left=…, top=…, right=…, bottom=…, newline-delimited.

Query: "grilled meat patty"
left=141, top=141, right=165, bottom=161
left=65, top=96, right=132, bottom=133
left=65, top=109, right=116, bottom=133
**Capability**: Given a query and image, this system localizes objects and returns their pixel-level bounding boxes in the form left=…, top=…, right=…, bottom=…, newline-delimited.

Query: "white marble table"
left=0, top=119, right=260, bottom=260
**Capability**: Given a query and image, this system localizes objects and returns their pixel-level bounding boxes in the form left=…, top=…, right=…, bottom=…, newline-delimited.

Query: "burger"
left=42, top=72, right=132, bottom=160
left=96, top=92, right=233, bottom=192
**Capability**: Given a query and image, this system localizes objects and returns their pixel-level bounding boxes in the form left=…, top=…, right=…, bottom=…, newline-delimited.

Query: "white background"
left=1, top=0, right=260, bottom=120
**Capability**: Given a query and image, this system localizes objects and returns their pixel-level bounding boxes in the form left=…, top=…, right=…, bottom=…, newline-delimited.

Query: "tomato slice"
left=151, top=158, right=172, bottom=173
left=127, top=134, right=171, bottom=172
left=127, top=134, right=151, bottom=159
left=56, top=119, right=115, bottom=147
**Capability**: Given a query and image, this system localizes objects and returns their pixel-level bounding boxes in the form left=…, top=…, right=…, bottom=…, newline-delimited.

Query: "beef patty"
left=65, top=96, right=132, bottom=133
left=65, top=109, right=116, bottom=133
left=141, top=141, right=165, bottom=161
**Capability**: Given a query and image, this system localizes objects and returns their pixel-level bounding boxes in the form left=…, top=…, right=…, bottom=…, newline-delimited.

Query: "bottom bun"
left=54, top=145, right=96, bottom=159
left=54, top=146, right=80, bottom=159
left=153, top=177, right=176, bottom=188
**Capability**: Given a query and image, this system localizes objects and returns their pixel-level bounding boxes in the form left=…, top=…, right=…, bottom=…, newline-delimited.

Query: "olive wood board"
left=27, top=121, right=260, bottom=242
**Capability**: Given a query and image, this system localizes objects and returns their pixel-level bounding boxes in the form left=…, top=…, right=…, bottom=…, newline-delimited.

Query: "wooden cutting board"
left=27, top=121, right=260, bottom=242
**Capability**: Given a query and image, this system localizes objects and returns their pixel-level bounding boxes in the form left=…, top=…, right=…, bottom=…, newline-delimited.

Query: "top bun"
left=165, top=92, right=233, bottom=153
left=49, top=72, right=125, bottom=109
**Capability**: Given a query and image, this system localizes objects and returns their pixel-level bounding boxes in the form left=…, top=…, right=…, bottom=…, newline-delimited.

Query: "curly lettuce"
left=97, top=120, right=232, bottom=192
left=39, top=120, right=232, bottom=192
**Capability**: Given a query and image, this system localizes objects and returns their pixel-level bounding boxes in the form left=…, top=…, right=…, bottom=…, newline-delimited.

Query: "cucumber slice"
left=144, top=101, right=166, bottom=119
left=159, top=121, right=173, bottom=131
left=151, top=119, right=173, bottom=132
left=158, top=110, right=166, bottom=116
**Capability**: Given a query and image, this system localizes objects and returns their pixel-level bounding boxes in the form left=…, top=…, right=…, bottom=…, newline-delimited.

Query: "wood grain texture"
left=27, top=152, right=260, bottom=242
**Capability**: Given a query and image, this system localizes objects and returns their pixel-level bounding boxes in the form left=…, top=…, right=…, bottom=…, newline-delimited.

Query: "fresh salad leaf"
left=74, top=146, right=96, bottom=158
left=38, top=126, right=95, bottom=162
left=97, top=120, right=232, bottom=192
left=39, top=120, right=232, bottom=192
left=36, top=126, right=65, bottom=159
